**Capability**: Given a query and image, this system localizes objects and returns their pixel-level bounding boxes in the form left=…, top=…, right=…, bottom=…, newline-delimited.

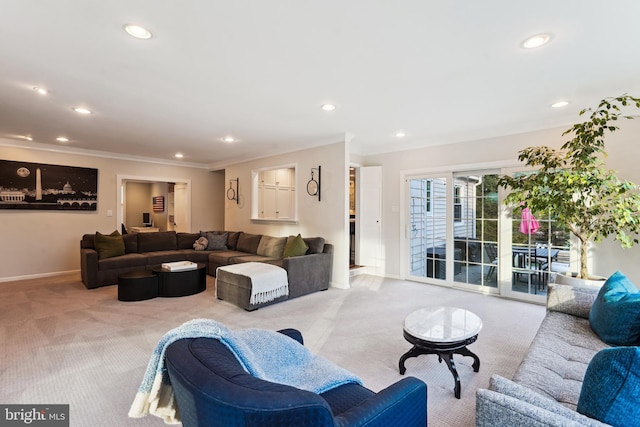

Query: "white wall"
left=363, top=121, right=640, bottom=282
left=223, top=141, right=350, bottom=288
left=0, top=141, right=225, bottom=281
left=4, top=119, right=638, bottom=285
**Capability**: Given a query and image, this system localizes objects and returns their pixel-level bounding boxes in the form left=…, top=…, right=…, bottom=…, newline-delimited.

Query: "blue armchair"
left=165, top=328, right=428, bottom=427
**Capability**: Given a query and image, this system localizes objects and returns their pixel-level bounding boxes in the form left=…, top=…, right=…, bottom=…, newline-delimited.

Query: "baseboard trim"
left=0, top=269, right=79, bottom=283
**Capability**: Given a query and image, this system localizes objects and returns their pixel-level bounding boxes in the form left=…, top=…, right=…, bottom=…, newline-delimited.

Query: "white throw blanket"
left=217, top=262, right=289, bottom=304
left=128, top=318, right=361, bottom=424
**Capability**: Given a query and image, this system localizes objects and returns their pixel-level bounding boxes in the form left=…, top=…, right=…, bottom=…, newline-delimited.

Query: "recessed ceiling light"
left=33, top=87, right=48, bottom=95
left=223, top=136, right=236, bottom=143
left=56, top=137, right=69, bottom=142
left=551, top=101, right=569, bottom=108
left=174, top=153, right=184, bottom=158
left=321, top=103, right=336, bottom=112
left=123, top=24, right=152, bottom=40
left=522, top=33, right=552, bottom=49
left=394, top=131, right=407, bottom=138
left=72, top=107, right=93, bottom=115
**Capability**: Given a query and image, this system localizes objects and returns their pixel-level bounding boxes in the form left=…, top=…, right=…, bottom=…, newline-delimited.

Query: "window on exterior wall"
left=453, top=186, right=462, bottom=223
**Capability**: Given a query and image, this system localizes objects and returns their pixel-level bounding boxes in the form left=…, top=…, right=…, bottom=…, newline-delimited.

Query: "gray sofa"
left=476, top=283, right=611, bottom=426
left=80, top=231, right=333, bottom=304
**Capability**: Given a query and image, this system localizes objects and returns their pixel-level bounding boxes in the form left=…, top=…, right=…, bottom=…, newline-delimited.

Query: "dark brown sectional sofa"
left=80, top=231, right=333, bottom=302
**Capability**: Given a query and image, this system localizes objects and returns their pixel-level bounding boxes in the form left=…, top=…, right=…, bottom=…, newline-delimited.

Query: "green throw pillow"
left=589, top=270, right=640, bottom=345
left=577, top=347, right=640, bottom=425
left=95, top=230, right=125, bottom=260
left=283, top=234, right=309, bottom=258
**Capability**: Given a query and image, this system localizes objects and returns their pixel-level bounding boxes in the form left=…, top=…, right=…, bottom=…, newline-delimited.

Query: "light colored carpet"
left=0, top=272, right=545, bottom=427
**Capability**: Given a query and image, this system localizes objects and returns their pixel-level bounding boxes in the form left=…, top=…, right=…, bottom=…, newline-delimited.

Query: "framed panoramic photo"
left=0, top=160, right=97, bottom=211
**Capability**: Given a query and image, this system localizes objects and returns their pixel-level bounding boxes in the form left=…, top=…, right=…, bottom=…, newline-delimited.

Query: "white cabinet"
left=258, top=168, right=295, bottom=219
left=260, top=168, right=292, bottom=187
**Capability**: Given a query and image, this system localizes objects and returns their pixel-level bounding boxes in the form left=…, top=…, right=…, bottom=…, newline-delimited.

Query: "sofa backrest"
left=81, top=232, right=137, bottom=253
left=137, top=231, right=178, bottom=252
left=304, top=237, right=326, bottom=254
left=166, top=337, right=334, bottom=427
left=236, top=232, right=262, bottom=253
left=177, top=233, right=200, bottom=249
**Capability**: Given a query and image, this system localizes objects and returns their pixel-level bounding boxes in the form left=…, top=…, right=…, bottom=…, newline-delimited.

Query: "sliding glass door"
left=408, top=176, right=450, bottom=281
left=452, top=171, right=499, bottom=291
left=405, top=168, right=565, bottom=303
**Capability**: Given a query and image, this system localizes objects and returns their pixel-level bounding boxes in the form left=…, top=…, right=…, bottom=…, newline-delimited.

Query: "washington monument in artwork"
left=36, top=168, right=42, bottom=200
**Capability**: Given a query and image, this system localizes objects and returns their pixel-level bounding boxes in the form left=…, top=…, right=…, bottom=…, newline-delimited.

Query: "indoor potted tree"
left=498, top=95, right=640, bottom=284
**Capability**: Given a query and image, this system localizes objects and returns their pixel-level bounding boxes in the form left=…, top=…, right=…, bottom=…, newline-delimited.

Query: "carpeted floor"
left=0, top=272, right=545, bottom=427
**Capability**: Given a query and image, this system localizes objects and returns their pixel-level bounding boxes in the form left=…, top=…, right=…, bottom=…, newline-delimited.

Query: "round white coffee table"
left=399, top=306, right=482, bottom=398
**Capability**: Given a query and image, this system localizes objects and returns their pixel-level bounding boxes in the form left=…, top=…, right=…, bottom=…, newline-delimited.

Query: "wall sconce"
left=227, top=178, right=239, bottom=204
left=307, top=166, right=321, bottom=201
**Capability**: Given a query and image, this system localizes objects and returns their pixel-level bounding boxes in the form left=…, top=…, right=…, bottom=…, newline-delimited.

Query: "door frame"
left=117, top=174, right=191, bottom=233
left=400, top=161, right=547, bottom=304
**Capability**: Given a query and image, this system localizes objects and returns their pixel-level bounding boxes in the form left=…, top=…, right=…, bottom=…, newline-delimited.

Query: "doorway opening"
left=349, top=167, right=359, bottom=269
left=116, top=174, right=191, bottom=234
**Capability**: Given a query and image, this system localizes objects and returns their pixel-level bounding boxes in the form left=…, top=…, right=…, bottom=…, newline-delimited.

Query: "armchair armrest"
left=277, top=328, right=304, bottom=345
left=334, top=377, right=427, bottom=427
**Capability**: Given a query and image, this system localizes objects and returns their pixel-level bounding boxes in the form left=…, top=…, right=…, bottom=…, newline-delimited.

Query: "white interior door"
left=358, top=166, right=383, bottom=275
left=173, top=183, right=189, bottom=232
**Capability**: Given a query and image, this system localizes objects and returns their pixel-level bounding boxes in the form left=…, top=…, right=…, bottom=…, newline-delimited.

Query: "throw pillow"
left=205, top=232, right=228, bottom=250
left=589, top=270, right=640, bottom=345
left=256, top=235, right=287, bottom=258
left=283, top=234, right=309, bottom=258
left=577, top=347, right=640, bottom=425
left=94, top=230, right=125, bottom=260
left=193, top=237, right=208, bottom=251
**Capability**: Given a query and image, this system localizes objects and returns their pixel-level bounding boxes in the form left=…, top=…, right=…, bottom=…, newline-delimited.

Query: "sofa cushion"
left=226, top=231, right=241, bottom=250
left=589, top=270, right=640, bottom=345
left=512, top=311, right=608, bottom=410
left=283, top=234, right=309, bottom=258
left=94, top=231, right=125, bottom=259
left=123, top=233, right=138, bottom=253
left=303, top=237, right=325, bottom=254
left=547, top=284, right=599, bottom=319
left=256, top=236, right=286, bottom=258
left=97, top=253, right=147, bottom=270
left=205, top=232, right=228, bottom=250
left=144, top=250, right=187, bottom=265
left=229, top=255, right=278, bottom=264
left=209, top=251, right=250, bottom=267
left=236, top=233, right=262, bottom=254
left=177, top=233, right=200, bottom=249
left=137, top=231, right=178, bottom=253
left=577, top=347, right=640, bottom=425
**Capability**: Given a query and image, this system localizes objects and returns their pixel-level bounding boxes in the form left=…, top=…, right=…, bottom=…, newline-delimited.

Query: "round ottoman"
left=118, top=270, right=159, bottom=301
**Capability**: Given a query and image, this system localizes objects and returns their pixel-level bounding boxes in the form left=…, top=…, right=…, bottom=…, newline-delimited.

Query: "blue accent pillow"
left=577, top=347, right=640, bottom=425
left=589, top=271, right=640, bottom=345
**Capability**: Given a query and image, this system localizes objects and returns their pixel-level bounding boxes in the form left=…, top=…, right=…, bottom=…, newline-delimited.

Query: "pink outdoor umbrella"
left=519, top=207, right=540, bottom=234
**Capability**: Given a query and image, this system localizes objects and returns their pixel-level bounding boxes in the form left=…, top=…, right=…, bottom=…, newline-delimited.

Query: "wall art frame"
left=0, top=159, right=98, bottom=211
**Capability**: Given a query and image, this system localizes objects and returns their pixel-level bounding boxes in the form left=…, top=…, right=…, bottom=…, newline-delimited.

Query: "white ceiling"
left=2, top=1, right=640, bottom=169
